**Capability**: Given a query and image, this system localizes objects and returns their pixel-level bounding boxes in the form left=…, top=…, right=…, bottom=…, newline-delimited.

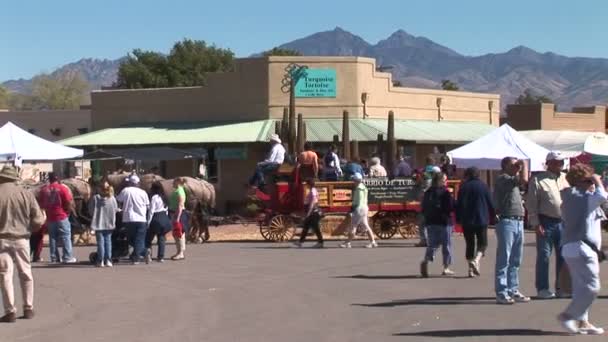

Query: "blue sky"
left=1, top=0, right=606, bottom=81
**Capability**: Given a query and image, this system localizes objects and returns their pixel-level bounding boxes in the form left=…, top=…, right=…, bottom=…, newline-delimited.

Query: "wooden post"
left=333, top=135, right=340, bottom=145
left=275, top=121, right=281, bottom=135
left=289, top=80, right=297, bottom=155
left=376, top=133, right=384, bottom=158
left=350, top=140, right=359, bottom=161
left=342, top=110, right=351, bottom=161
left=387, top=111, right=396, bottom=178
left=302, top=121, right=307, bottom=147
left=297, top=113, right=304, bottom=153
left=281, top=107, right=289, bottom=141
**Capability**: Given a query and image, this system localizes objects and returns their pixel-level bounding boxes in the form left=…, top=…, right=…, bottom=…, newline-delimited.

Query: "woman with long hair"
left=145, top=181, right=172, bottom=263
left=88, top=180, right=118, bottom=267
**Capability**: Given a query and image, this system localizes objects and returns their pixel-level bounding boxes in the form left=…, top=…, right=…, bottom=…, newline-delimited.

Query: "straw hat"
left=0, top=165, right=20, bottom=181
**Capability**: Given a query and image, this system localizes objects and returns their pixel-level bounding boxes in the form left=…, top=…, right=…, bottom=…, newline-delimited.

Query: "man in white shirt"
left=116, top=174, right=150, bottom=264
left=248, top=134, right=285, bottom=189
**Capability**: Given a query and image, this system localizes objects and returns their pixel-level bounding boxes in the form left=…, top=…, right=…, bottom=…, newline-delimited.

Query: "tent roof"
left=448, top=124, right=550, bottom=171
left=0, top=122, right=83, bottom=161
left=520, top=130, right=594, bottom=157
left=60, top=119, right=496, bottom=146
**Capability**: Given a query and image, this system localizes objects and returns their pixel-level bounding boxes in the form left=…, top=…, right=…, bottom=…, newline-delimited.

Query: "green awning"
left=60, top=119, right=496, bottom=147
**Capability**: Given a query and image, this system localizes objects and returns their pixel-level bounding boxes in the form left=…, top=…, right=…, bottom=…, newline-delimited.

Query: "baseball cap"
left=546, top=151, right=566, bottom=161
left=351, top=172, right=363, bottom=181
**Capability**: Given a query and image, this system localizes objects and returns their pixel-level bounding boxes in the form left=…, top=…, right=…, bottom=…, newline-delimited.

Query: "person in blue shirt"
left=344, top=158, right=364, bottom=180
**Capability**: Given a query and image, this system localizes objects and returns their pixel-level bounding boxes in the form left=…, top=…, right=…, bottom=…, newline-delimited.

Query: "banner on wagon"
left=363, top=178, right=418, bottom=203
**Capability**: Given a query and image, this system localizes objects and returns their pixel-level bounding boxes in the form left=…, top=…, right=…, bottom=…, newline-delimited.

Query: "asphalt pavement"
left=3, top=230, right=607, bottom=342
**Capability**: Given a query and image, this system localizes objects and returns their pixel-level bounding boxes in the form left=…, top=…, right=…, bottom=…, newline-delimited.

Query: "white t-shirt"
left=116, top=186, right=150, bottom=223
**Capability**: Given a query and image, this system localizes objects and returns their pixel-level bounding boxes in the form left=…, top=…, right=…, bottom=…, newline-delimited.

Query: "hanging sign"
left=295, top=69, right=337, bottom=98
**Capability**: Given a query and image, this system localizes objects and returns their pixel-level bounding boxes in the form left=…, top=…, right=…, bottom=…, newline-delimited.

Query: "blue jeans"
left=48, top=218, right=73, bottom=262
left=535, top=215, right=563, bottom=292
left=495, top=218, right=524, bottom=297
left=424, top=225, right=453, bottom=266
left=249, top=163, right=280, bottom=187
left=125, top=222, right=147, bottom=262
left=95, top=230, right=113, bottom=263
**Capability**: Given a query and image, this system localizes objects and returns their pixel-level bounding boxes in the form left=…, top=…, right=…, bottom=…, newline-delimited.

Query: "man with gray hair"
left=0, top=165, right=45, bottom=323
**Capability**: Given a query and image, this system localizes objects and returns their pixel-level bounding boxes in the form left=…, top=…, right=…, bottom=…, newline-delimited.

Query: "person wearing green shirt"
left=340, top=173, right=377, bottom=248
left=170, top=178, right=187, bottom=260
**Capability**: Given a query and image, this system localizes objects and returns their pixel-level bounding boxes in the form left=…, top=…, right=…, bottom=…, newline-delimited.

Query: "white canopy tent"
left=0, top=122, right=83, bottom=162
left=447, top=124, right=550, bottom=171
left=520, top=130, right=593, bottom=158
left=584, top=132, right=608, bottom=156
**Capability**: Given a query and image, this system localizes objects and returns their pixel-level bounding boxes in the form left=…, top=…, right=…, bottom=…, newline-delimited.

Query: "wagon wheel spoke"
left=398, top=212, right=419, bottom=239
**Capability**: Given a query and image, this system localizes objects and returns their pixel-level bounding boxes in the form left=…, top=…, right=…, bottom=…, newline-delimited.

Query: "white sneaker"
left=537, top=289, right=556, bottom=299
left=95, top=262, right=104, bottom=268
left=557, top=314, right=579, bottom=334
left=63, top=257, right=78, bottom=264
left=579, top=323, right=604, bottom=335
left=510, top=291, right=531, bottom=303
left=105, top=260, right=113, bottom=268
left=496, top=295, right=515, bottom=305
left=365, top=242, right=378, bottom=248
left=339, top=242, right=352, bottom=249
left=442, top=268, right=455, bottom=276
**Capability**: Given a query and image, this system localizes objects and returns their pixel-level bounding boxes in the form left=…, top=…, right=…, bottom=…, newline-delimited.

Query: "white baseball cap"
left=128, top=174, right=140, bottom=184
left=352, top=172, right=363, bottom=181
left=546, top=151, right=566, bottom=161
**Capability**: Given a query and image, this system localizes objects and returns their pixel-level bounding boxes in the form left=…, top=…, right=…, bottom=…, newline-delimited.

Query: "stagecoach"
left=253, top=166, right=462, bottom=241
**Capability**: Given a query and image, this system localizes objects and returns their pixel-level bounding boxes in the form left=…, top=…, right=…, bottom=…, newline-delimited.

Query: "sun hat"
left=0, top=165, right=19, bottom=181
left=352, top=172, right=363, bottom=181
left=269, top=134, right=282, bottom=144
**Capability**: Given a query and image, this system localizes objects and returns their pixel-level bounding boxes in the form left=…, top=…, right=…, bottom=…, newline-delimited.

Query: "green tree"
left=263, top=47, right=302, bottom=57
left=30, top=70, right=88, bottom=110
left=0, top=86, right=9, bottom=109
left=441, top=79, right=459, bottom=91
left=114, top=39, right=235, bottom=89
left=515, top=89, right=553, bottom=105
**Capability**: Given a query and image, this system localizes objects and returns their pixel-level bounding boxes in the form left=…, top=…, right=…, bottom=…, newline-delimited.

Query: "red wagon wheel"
left=372, top=212, right=397, bottom=240
left=398, top=211, right=419, bottom=239
left=260, top=215, right=296, bottom=242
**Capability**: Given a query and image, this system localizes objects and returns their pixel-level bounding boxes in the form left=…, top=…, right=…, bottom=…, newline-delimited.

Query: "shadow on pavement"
left=354, top=296, right=498, bottom=307
left=394, top=329, right=568, bottom=337
left=335, top=274, right=471, bottom=280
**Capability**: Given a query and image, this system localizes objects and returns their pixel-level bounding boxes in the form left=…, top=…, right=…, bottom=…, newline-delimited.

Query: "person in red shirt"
left=38, top=173, right=76, bottom=263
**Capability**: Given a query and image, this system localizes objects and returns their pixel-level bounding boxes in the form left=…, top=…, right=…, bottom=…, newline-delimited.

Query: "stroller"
left=88, top=215, right=130, bottom=264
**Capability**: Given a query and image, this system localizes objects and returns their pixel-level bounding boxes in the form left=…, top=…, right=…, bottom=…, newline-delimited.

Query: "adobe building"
left=504, top=103, right=607, bottom=132
left=62, top=56, right=501, bottom=212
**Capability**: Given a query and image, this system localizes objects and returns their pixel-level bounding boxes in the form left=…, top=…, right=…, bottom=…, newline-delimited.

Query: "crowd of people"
left=0, top=134, right=605, bottom=335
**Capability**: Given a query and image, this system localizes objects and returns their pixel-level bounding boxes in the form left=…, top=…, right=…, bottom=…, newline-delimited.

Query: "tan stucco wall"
left=0, top=110, right=91, bottom=141
left=266, top=56, right=499, bottom=124
left=505, top=104, right=606, bottom=132
left=90, top=56, right=500, bottom=130
left=91, top=58, right=270, bottom=130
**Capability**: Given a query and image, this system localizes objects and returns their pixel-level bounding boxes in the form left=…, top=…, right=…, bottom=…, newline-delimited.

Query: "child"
left=89, top=180, right=118, bottom=267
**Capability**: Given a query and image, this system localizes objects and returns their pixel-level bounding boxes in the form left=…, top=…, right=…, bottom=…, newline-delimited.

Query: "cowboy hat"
left=269, top=134, right=282, bottom=144
left=0, top=165, right=20, bottom=181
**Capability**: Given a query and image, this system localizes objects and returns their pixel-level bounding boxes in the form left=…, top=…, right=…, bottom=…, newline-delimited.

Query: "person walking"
left=557, top=164, right=605, bottom=335
left=38, top=172, right=77, bottom=264
left=340, top=173, right=377, bottom=248
left=456, top=167, right=495, bottom=277
left=494, top=157, right=531, bottom=305
left=415, top=157, right=441, bottom=247
left=170, top=177, right=188, bottom=260
left=0, top=165, right=45, bottom=323
left=420, top=172, right=455, bottom=277
left=323, top=145, right=342, bottom=181
left=88, top=180, right=118, bottom=268
left=293, top=179, right=324, bottom=248
left=116, top=174, right=150, bottom=265
left=145, top=182, right=172, bottom=263
left=526, top=152, right=569, bottom=299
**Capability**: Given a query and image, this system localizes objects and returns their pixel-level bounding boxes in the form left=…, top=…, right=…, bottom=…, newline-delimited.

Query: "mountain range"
left=3, top=27, right=608, bottom=112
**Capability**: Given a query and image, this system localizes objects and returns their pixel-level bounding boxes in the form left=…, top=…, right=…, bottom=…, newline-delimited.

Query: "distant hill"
left=3, top=27, right=608, bottom=112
